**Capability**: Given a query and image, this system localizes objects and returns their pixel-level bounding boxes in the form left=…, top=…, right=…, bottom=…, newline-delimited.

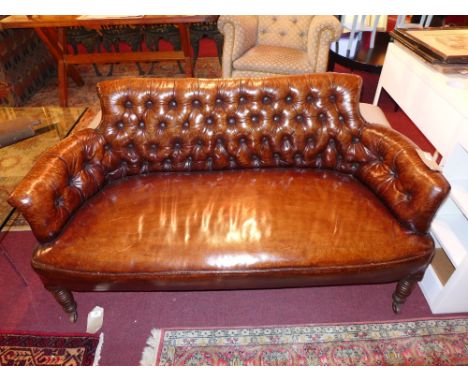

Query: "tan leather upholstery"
left=218, top=16, right=342, bottom=77
left=8, top=73, right=450, bottom=320
left=33, top=170, right=434, bottom=276
left=10, top=73, right=448, bottom=241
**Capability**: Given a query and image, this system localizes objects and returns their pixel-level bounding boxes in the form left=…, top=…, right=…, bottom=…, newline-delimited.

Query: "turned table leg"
left=46, top=286, right=78, bottom=323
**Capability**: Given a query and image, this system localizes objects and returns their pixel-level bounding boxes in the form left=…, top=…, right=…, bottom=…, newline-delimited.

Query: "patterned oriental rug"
left=24, top=58, right=222, bottom=109
left=0, top=332, right=103, bottom=366
left=141, top=318, right=468, bottom=366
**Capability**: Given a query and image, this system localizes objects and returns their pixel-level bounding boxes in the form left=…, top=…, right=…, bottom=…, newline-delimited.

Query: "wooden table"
left=0, top=15, right=217, bottom=106
left=329, top=31, right=390, bottom=74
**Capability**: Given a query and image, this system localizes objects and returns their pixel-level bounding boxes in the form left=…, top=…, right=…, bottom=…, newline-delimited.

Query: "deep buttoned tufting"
left=8, top=73, right=451, bottom=321
left=13, top=73, right=449, bottom=242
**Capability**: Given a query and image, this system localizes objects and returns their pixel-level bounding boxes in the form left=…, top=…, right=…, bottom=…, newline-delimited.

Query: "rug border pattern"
left=0, top=331, right=102, bottom=366
left=147, top=318, right=468, bottom=366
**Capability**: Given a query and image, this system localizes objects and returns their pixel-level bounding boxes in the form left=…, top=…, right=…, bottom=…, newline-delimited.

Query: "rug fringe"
left=140, top=329, right=162, bottom=366
left=93, top=332, right=104, bottom=366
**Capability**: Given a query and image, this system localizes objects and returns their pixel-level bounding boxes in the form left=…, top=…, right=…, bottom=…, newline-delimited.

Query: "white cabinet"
left=374, top=42, right=468, bottom=165
left=420, top=131, right=468, bottom=313
left=374, top=41, right=468, bottom=313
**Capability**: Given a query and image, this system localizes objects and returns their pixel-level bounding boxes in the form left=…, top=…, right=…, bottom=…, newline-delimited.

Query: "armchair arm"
left=307, top=15, right=342, bottom=72
left=356, top=124, right=450, bottom=234
left=8, top=129, right=107, bottom=243
left=217, top=15, right=258, bottom=77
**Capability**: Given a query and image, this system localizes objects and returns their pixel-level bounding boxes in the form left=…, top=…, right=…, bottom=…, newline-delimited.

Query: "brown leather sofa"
left=8, top=73, right=450, bottom=322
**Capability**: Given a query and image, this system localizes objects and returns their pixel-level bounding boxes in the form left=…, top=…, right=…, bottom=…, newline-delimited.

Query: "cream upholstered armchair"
left=217, top=15, right=342, bottom=78
left=218, top=16, right=393, bottom=144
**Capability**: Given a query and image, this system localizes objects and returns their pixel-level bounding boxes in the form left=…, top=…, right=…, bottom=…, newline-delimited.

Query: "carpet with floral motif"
left=141, top=318, right=468, bottom=366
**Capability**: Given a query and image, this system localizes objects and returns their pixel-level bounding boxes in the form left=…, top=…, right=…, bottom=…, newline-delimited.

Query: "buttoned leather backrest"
left=96, top=73, right=367, bottom=179
left=94, top=73, right=449, bottom=235
left=9, top=73, right=449, bottom=243
left=256, top=16, right=313, bottom=50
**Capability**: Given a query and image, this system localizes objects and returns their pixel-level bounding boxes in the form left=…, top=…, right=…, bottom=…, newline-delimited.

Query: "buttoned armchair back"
left=217, top=15, right=342, bottom=78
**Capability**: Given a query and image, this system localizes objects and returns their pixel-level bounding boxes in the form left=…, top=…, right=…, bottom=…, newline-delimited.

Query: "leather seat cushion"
left=34, top=169, right=433, bottom=277
left=233, top=45, right=313, bottom=74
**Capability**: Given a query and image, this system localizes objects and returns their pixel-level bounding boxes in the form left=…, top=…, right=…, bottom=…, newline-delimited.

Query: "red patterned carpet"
left=142, top=318, right=468, bottom=366
left=0, top=331, right=102, bottom=366
left=23, top=58, right=221, bottom=109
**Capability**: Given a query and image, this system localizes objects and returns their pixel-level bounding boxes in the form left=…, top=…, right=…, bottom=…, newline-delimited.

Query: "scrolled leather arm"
left=217, top=15, right=258, bottom=77
left=356, top=123, right=450, bottom=234
left=8, top=129, right=107, bottom=243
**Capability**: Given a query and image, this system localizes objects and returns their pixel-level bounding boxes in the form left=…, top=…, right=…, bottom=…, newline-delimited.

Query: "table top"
left=0, top=15, right=218, bottom=29
left=0, top=106, right=86, bottom=230
left=330, top=31, right=391, bottom=74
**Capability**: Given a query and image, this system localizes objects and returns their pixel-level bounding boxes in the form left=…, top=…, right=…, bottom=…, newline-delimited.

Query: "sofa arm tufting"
left=8, top=129, right=107, bottom=243
left=356, top=123, right=450, bottom=234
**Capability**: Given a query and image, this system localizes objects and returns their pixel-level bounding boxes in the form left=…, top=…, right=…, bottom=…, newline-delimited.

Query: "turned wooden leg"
left=46, top=287, right=78, bottom=323
left=392, top=272, right=424, bottom=314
